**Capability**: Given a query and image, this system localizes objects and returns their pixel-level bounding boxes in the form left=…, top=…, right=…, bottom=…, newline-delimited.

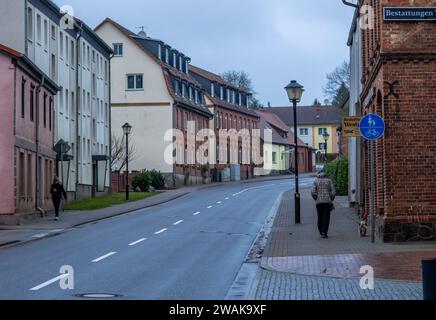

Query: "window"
left=113, top=43, right=123, bottom=56
left=239, top=93, right=242, bottom=106
left=227, top=89, right=230, bottom=102
left=59, top=32, right=64, bottom=58
left=65, top=36, right=69, bottom=63
left=174, top=80, right=179, bottom=95
left=49, top=97, right=52, bottom=130
left=104, top=61, right=108, bottom=82
left=43, top=93, right=47, bottom=127
left=272, top=152, right=277, bottom=164
left=182, top=83, right=186, bottom=98
left=220, top=86, right=224, bottom=100
left=185, top=60, right=189, bottom=74
left=30, top=86, right=34, bottom=122
left=300, top=128, right=309, bottom=136
left=178, top=56, right=182, bottom=71
left=65, top=89, right=69, bottom=115
left=87, top=46, right=90, bottom=66
left=21, top=78, right=26, bottom=118
left=318, top=128, right=327, bottom=136
left=27, top=7, right=33, bottom=40
left=172, top=53, right=177, bottom=68
left=44, top=20, right=48, bottom=48
left=36, top=14, right=41, bottom=43
left=195, top=90, right=199, bottom=103
left=71, top=40, right=75, bottom=65
left=165, top=48, right=169, bottom=63
left=51, top=24, right=56, bottom=40
left=189, top=86, right=193, bottom=100
left=319, top=143, right=326, bottom=151
left=158, top=44, right=162, bottom=60
left=126, top=74, right=143, bottom=90
left=211, top=83, right=215, bottom=97
left=92, top=50, right=95, bottom=63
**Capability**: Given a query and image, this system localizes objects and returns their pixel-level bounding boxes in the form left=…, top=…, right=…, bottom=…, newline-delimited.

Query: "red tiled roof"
left=256, top=111, right=307, bottom=147
left=190, top=65, right=251, bottom=94
left=0, top=43, right=22, bottom=58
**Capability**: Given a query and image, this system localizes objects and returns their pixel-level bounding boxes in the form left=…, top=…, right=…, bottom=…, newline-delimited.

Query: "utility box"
left=230, top=165, right=241, bottom=181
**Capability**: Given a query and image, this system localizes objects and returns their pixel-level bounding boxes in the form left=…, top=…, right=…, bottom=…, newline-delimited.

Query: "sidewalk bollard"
left=422, top=259, right=436, bottom=300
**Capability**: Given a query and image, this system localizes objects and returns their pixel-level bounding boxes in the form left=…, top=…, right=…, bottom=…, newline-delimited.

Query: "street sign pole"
left=359, top=114, right=385, bottom=244
left=370, top=140, right=376, bottom=243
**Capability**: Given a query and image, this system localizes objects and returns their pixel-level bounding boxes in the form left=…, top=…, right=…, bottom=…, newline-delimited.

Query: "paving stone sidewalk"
left=248, top=189, right=436, bottom=300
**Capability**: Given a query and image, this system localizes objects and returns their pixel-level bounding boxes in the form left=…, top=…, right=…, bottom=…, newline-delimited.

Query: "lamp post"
left=122, top=123, right=132, bottom=201
left=323, top=132, right=330, bottom=164
left=285, top=80, right=304, bottom=224
left=336, top=127, right=343, bottom=159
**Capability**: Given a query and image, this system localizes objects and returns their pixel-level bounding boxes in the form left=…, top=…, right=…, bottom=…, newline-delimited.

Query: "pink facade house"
left=0, top=44, right=59, bottom=224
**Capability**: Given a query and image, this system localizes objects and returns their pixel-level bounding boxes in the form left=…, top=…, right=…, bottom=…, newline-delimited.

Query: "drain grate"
left=74, top=293, right=122, bottom=299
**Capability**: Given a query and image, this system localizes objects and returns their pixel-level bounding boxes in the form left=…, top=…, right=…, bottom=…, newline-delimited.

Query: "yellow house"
left=267, top=105, right=342, bottom=155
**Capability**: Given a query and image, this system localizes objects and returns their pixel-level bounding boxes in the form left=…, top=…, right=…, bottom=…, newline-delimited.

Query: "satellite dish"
left=137, top=30, right=147, bottom=38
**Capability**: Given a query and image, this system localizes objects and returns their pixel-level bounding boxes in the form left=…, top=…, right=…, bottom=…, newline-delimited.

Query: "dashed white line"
left=30, top=274, right=70, bottom=291
left=129, top=238, right=147, bottom=246
left=193, top=212, right=200, bottom=216
left=217, top=201, right=222, bottom=204
left=92, top=252, right=117, bottom=263
left=155, top=228, right=168, bottom=235
left=225, top=197, right=230, bottom=200
left=207, top=206, right=213, bottom=209
left=173, top=220, right=184, bottom=226
left=32, top=233, right=49, bottom=239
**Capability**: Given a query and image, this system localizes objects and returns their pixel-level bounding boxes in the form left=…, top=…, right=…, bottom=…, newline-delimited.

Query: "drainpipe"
left=35, top=74, right=46, bottom=216
left=75, top=23, right=83, bottom=200
left=342, top=0, right=360, bottom=8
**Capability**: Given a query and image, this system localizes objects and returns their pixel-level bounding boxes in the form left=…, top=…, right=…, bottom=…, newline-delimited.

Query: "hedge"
left=325, top=157, right=348, bottom=196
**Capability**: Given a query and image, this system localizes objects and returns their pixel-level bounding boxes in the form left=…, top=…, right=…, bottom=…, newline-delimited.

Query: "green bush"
left=149, top=170, right=166, bottom=190
left=325, top=157, right=348, bottom=196
left=132, top=170, right=152, bottom=192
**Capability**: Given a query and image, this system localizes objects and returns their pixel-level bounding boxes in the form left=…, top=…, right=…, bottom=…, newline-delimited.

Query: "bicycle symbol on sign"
left=359, top=114, right=385, bottom=141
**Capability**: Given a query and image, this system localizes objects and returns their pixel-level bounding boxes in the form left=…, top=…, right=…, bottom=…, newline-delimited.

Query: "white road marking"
left=193, top=212, right=200, bottom=216
left=207, top=205, right=213, bottom=209
left=155, top=228, right=168, bottom=235
left=32, top=233, right=49, bottom=238
left=129, top=238, right=147, bottom=246
left=30, top=274, right=70, bottom=291
left=217, top=201, right=222, bottom=204
left=50, top=229, right=65, bottom=233
left=225, top=197, right=230, bottom=200
left=173, top=220, right=183, bottom=225
left=92, top=252, right=117, bottom=263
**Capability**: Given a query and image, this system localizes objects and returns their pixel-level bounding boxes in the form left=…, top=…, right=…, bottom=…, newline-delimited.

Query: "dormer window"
left=174, top=80, right=179, bottom=95
left=165, top=48, right=169, bottom=63
left=179, top=56, right=183, bottom=71
left=211, top=83, right=215, bottom=97
left=158, top=44, right=162, bottom=60
left=182, top=83, right=186, bottom=98
left=172, top=52, right=177, bottom=68
left=239, top=93, right=242, bottom=106
left=227, top=89, right=231, bottom=103
left=232, top=91, right=236, bottom=104
left=185, top=60, right=189, bottom=74
left=247, top=95, right=251, bottom=107
left=195, top=90, right=199, bottom=104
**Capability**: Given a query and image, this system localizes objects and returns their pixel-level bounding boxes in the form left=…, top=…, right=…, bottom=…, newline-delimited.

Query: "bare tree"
left=221, top=70, right=254, bottom=93
left=323, top=61, right=351, bottom=102
left=221, top=70, right=264, bottom=108
left=111, top=134, right=138, bottom=171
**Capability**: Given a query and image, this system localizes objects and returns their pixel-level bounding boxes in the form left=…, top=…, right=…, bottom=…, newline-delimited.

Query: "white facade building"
left=348, top=9, right=363, bottom=206
left=0, top=0, right=112, bottom=199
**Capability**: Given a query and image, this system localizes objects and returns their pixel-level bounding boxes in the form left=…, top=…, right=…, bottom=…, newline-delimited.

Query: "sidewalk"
left=0, top=174, right=299, bottom=248
left=248, top=189, right=436, bottom=300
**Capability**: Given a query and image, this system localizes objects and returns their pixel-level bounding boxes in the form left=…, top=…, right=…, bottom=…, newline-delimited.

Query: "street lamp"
left=323, top=132, right=330, bottom=164
left=336, top=127, right=343, bottom=158
left=122, top=123, right=132, bottom=201
left=285, top=80, right=304, bottom=224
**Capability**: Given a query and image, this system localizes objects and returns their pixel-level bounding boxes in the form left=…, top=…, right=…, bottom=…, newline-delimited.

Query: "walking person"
left=50, top=177, right=68, bottom=221
left=311, top=170, right=336, bottom=238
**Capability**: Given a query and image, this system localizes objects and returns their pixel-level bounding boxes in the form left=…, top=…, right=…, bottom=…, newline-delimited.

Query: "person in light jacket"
left=311, top=170, right=336, bottom=238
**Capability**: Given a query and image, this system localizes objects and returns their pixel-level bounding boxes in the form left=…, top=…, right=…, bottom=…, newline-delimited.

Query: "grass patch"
left=63, top=192, right=159, bottom=211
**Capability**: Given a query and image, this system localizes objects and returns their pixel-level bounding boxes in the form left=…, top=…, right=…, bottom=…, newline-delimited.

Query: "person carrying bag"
left=311, top=169, right=336, bottom=239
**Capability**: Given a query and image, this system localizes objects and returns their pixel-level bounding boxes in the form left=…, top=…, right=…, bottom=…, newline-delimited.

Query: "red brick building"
left=356, top=0, right=436, bottom=241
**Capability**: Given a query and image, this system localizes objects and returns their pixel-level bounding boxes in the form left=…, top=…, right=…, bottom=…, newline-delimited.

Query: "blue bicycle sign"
left=359, top=114, right=385, bottom=141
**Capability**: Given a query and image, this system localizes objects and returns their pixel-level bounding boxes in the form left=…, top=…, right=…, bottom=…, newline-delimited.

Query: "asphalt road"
left=0, top=177, right=314, bottom=300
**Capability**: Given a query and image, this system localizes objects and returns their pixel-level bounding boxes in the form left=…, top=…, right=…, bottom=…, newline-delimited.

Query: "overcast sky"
left=55, top=0, right=355, bottom=106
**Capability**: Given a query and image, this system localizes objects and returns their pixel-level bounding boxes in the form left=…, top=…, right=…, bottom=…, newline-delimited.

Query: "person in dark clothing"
left=311, top=170, right=336, bottom=238
left=50, top=177, right=67, bottom=221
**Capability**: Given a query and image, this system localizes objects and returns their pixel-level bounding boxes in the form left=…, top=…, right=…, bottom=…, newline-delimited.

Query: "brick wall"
left=360, top=0, right=436, bottom=242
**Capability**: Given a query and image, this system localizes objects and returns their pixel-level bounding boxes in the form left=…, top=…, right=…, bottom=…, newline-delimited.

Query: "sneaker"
left=55, top=217, right=59, bottom=221
left=322, top=234, right=328, bottom=239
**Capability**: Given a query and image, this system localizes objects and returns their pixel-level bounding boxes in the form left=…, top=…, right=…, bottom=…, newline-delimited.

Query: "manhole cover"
left=74, top=293, right=122, bottom=299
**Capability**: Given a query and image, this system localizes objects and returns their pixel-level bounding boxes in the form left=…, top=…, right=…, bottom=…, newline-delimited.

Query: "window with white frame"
left=172, top=53, right=177, bottom=68
left=165, top=48, right=169, bottom=63
left=220, top=86, right=224, bottom=100
left=43, top=20, right=48, bottom=49
left=227, top=89, right=230, bottom=102
left=59, top=32, right=64, bottom=58
left=211, top=83, right=215, bottom=97
left=27, top=7, right=33, bottom=40
left=318, top=128, right=328, bottom=136
left=126, top=74, right=143, bottom=90
left=113, top=43, right=123, bottom=57
left=299, top=128, right=309, bottom=136
left=178, top=56, right=182, bottom=71
left=36, top=14, right=41, bottom=44
left=189, top=86, right=193, bottom=100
